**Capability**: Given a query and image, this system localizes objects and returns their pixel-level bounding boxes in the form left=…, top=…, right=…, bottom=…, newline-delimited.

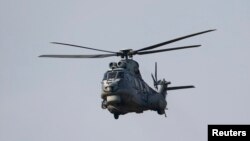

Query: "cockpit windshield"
left=108, top=72, right=117, bottom=79
left=103, top=71, right=124, bottom=80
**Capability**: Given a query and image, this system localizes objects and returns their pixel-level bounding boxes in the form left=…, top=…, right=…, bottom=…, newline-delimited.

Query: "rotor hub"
left=118, top=49, right=134, bottom=59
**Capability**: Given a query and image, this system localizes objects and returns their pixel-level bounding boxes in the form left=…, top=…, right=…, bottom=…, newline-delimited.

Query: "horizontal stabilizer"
left=168, top=85, right=195, bottom=90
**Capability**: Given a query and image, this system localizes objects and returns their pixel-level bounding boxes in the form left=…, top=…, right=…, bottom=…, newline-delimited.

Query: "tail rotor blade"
left=155, top=62, right=157, bottom=82
left=151, top=73, right=158, bottom=90
left=151, top=73, right=156, bottom=83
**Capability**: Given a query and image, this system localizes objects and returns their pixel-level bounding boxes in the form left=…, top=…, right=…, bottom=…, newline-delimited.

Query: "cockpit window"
left=107, top=71, right=117, bottom=79
left=103, top=71, right=124, bottom=80
left=117, top=72, right=124, bottom=78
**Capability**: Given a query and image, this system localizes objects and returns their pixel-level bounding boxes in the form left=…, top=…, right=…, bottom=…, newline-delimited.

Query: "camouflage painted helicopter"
left=39, top=29, right=215, bottom=119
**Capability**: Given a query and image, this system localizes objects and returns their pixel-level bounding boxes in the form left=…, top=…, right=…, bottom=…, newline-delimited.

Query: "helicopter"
left=39, top=29, right=215, bottom=119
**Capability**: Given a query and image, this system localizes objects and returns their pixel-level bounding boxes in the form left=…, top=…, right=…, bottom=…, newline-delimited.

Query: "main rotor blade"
left=135, top=29, right=215, bottom=52
left=136, top=45, right=201, bottom=55
left=51, top=42, right=117, bottom=54
left=39, top=53, right=117, bottom=58
left=168, top=85, right=195, bottom=91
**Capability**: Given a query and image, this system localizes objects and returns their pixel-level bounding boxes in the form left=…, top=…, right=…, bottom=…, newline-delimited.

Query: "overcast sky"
left=1, top=0, right=250, bottom=141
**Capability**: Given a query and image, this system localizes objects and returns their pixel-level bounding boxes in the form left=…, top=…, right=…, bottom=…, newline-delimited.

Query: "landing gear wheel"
left=114, top=113, right=119, bottom=119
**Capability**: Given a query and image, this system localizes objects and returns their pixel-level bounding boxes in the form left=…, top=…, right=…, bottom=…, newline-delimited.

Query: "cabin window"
left=139, top=81, right=145, bottom=91
left=134, top=78, right=140, bottom=89
left=135, top=79, right=144, bottom=90
left=144, top=83, right=150, bottom=93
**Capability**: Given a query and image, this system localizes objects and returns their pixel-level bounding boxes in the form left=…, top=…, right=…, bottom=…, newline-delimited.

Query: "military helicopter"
left=39, top=29, right=215, bottom=119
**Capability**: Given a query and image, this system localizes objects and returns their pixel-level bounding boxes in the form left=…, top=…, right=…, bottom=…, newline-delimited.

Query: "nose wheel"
left=114, top=113, right=119, bottom=119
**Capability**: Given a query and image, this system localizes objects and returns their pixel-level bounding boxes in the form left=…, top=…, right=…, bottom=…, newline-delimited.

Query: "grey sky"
left=1, top=0, right=250, bottom=141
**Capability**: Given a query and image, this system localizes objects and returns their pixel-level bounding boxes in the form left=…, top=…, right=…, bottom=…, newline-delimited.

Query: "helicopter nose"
left=102, top=79, right=120, bottom=93
left=104, top=83, right=119, bottom=92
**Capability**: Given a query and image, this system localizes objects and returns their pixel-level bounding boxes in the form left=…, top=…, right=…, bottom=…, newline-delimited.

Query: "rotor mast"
left=119, top=49, right=133, bottom=59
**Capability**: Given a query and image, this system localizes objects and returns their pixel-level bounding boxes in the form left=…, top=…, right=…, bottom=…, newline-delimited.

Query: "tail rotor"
left=151, top=62, right=195, bottom=96
left=151, top=62, right=160, bottom=90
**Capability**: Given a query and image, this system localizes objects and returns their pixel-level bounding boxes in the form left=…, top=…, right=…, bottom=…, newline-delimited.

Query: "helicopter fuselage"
left=101, top=59, right=167, bottom=116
